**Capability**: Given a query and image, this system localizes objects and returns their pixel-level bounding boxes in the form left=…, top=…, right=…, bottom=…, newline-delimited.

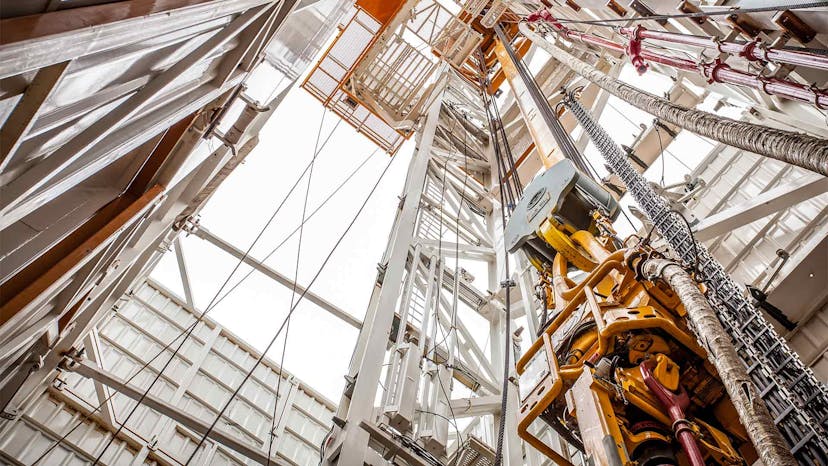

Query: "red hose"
left=640, top=360, right=706, bottom=466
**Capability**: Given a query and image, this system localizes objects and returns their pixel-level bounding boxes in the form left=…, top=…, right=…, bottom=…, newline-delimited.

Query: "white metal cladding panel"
left=788, top=300, right=828, bottom=384
left=211, top=448, right=246, bottom=466
left=278, top=431, right=320, bottom=466
left=0, top=279, right=337, bottom=465
left=59, top=348, right=178, bottom=436
left=688, top=146, right=828, bottom=288
left=291, top=387, right=334, bottom=426
left=285, top=409, right=328, bottom=446
left=0, top=393, right=151, bottom=465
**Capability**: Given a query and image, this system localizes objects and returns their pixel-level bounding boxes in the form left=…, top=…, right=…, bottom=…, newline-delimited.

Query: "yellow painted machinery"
left=505, top=161, right=759, bottom=466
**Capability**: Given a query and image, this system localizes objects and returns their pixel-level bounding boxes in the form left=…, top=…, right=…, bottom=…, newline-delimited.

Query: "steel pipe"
left=619, top=26, right=828, bottom=71
left=639, top=359, right=705, bottom=466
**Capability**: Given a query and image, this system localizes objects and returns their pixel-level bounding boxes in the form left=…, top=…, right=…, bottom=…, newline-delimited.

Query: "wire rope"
left=475, top=45, right=513, bottom=466
left=429, top=321, right=465, bottom=448
left=425, top=112, right=459, bottom=359
left=444, top=109, right=472, bottom=448
left=42, top=150, right=314, bottom=465
left=205, top=148, right=376, bottom=312
left=491, top=109, right=512, bottom=466
left=47, top=150, right=320, bottom=465
left=183, top=146, right=399, bottom=464
left=420, top=102, right=467, bottom=450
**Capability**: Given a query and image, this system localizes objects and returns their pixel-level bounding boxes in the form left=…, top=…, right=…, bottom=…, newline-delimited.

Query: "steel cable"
left=477, top=45, right=514, bottom=466
left=184, top=146, right=399, bottom=464
left=205, top=147, right=376, bottom=311
left=266, top=109, right=328, bottom=465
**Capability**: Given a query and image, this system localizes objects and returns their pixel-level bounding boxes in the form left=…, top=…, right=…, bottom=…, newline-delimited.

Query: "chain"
left=562, top=94, right=828, bottom=464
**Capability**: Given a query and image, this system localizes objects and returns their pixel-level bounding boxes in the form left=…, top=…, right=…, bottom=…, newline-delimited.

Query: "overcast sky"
left=149, top=40, right=730, bottom=402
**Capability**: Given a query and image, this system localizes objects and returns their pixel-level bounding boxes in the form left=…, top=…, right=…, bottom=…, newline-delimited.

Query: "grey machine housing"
left=504, top=159, right=619, bottom=262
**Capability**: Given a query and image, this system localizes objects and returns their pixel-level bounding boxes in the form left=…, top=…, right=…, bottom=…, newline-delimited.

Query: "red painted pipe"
left=640, top=360, right=706, bottom=466
left=619, top=26, right=828, bottom=71
left=526, top=10, right=828, bottom=108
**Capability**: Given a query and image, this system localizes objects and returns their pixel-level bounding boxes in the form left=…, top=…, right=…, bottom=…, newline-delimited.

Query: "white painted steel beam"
left=0, top=74, right=244, bottom=231
left=419, top=239, right=495, bottom=260
left=0, top=2, right=346, bottom=462
left=449, top=395, right=502, bottom=418
left=173, top=238, right=195, bottom=308
left=330, top=71, right=449, bottom=465
left=0, top=315, right=56, bottom=367
left=0, top=0, right=274, bottom=78
left=0, top=61, right=70, bottom=174
left=82, top=330, right=117, bottom=427
left=192, top=225, right=361, bottom=329
left=358, top=421, right=432, bottom=466
left=0, top=187, right=119, bottom=285
left=435, top=292, right=498, bottom=388
left=1, top=102, right=235, bottom=415
left=694, top=176, right=828, bottom=242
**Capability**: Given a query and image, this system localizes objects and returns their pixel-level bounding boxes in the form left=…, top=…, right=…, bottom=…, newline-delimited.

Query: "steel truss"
left=324, top=68, right=558, bottom=465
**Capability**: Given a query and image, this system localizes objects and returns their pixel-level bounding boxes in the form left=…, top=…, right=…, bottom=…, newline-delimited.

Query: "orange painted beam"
left=355, top=0, right=406, bottom=25
left=0, top=185, right=164, bottom=326
left=502, top=142, right=535, bottom=184
left=128, top=113, right=199, bottom=196
left=488, top=37, right=531, bottom=94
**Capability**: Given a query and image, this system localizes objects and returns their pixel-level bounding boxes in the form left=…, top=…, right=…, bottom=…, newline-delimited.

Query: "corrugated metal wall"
left=0, top=280, right=335, bottom=465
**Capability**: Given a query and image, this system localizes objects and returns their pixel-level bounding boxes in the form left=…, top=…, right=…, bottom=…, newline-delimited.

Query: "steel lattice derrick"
left=561, top=94, right=828, bottom=465
left=326, top=69, right=534, bottom=465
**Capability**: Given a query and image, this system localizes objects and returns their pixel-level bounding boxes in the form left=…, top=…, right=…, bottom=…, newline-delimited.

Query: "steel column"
left=329, top=72, right=449, bottom=465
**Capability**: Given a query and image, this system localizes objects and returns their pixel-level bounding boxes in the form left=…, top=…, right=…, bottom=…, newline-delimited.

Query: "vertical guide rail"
left=492, top=26, right=593, bottom=177
left=562, top=93, right=828, bottom=465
